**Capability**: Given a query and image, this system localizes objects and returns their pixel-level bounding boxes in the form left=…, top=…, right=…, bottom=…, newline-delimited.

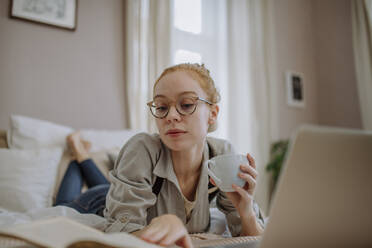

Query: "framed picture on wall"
left=286, top=71, right=305, bottom=108
left=9, top=0, right=77, bottom=31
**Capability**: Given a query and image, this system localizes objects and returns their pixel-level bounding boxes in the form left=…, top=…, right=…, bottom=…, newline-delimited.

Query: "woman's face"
left=153, top=71, right=217, bottom=152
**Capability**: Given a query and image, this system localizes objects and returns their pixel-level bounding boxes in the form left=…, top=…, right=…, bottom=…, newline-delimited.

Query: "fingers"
left=140, top=215, right=193, bottom=248
left=238, top=171, right=256, bottom=190
left=159, top=229, right=193, bottom=248
left=175, top=234, right=194, bottom=248
left=232, top=184, right=252, bottom=201
left=246, top=153, right=256, bottom=169
left=141, top=224, right=169, bottom=243
left=209, top=177, right=216, bottom=186
left=238, top=154, right=258, bottom=193
left=239, top=164, right=258, bottom=179
left=140, top=218, right=167, bottom=242
left=239, top=153, right=258, bottom=183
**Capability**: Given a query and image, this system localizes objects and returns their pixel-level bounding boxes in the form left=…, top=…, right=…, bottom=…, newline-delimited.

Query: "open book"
left=0, top=216, right=261, bottom=248
left=0, top=217, right=161, bottom=248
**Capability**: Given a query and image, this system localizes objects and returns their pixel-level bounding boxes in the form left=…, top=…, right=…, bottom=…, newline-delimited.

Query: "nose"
left=165, top=105, right=181, bottom=123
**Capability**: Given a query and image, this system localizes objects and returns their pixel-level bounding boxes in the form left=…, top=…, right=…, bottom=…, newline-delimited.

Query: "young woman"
left=103, top=63, right=264, bottom=248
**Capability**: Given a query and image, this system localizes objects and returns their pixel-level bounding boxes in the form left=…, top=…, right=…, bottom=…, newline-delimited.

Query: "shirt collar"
left=153, top=140, right=178, bottom=186
left=153, top=140, right=211, bottom=191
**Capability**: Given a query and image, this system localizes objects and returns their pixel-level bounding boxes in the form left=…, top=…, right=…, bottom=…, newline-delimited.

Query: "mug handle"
left=207, top=161, right=222, bottom=186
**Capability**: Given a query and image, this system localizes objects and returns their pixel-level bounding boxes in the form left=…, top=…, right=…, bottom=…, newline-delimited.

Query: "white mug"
left=206, top=154, right=248, bottom=192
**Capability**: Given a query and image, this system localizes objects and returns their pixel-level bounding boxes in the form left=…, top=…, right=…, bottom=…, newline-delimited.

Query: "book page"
left=67, top=232, right=161, bottom=248
left=0, top=235, right=39, bottom=248
left=0, top=217, right=160, bottom=248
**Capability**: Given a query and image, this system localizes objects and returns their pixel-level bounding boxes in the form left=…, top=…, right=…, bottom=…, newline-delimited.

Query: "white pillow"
left=0, top=148, right=63, bottom=212
left=80, top=129, right=139, bottom=152
left=7, top=115, right=139, bottom=152
left=7, top=115, right=73, bottom=149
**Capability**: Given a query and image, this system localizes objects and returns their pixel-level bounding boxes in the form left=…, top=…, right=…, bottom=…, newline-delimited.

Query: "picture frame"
left=9, top=0, right=77, bottom=31
left=286, top=71, right=305, bottom=108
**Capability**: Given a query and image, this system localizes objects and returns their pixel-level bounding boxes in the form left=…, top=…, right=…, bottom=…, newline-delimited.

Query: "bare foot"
left=82, top=140, right=92, bottom=151
left=66, top=132, right=90, bottom=163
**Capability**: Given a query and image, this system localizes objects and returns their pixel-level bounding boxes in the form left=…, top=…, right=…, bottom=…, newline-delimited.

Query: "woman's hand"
left=225, top=153, right=257, bottom=217
left=224, top=153, right=263, bottom=236
left=137, top=214, right=193, bottom=248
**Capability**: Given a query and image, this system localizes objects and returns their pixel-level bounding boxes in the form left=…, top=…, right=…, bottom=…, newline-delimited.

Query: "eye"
left=156, top=106, right=168, bottom=111
left=179, top=98, right=196, bottom=112
left=154, top=103, right=168, bottom=111
left=180, top=103, right=195, bottom=110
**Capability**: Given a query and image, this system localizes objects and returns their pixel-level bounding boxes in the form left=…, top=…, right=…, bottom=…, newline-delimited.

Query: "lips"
left=166, top=129, right=187, bottom=135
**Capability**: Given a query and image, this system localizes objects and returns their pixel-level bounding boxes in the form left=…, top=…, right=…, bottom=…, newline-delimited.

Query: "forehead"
left=154, top=71, right=206, bottom=99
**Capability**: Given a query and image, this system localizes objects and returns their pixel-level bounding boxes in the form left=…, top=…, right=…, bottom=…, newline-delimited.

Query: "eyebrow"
left=153, top=91, right=198, bottom=99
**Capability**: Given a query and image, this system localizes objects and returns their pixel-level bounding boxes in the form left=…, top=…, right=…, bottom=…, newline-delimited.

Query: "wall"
left=314, top=0, right=362, bottom=129
left=266, top=0, right=361, bottom=212
left=272, top=0, right=320, bottom=141
left=0, top=0, right=127, bottom=130
left=271, top=0, right=361, bottom=141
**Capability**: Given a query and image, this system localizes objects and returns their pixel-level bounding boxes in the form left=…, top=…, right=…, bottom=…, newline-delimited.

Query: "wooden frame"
left=9, top=0, right=77, bottom=31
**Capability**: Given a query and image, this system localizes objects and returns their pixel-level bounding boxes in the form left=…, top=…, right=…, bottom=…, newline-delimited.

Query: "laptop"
left=208, top=125, right=372, bottom=248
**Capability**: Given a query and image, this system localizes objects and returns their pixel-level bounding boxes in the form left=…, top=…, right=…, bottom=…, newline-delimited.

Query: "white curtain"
left=125, top=0, right=172, bottom=131
left=223, top=0, right=274, bottom=215
left=195, top=0, right=274, bottom=214
left=352, top=0, right=372, bottom=130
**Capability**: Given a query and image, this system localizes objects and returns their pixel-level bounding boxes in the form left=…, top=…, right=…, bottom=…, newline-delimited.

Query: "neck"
left=171, top=141, right=205, bottom=179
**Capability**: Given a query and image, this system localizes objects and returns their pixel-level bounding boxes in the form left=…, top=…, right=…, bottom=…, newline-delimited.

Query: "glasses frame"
left=147, top=96, right=213, bottom=119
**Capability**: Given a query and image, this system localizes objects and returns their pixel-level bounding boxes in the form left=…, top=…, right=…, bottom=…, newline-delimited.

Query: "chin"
left=161, top=135, right=191, bottom=151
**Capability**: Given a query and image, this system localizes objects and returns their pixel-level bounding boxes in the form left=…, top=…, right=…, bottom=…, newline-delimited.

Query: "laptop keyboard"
left=202, top=240, right=260, bottom=248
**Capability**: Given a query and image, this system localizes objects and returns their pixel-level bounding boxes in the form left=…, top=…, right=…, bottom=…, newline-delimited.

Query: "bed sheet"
left=0, top=206, right=106, bottom=230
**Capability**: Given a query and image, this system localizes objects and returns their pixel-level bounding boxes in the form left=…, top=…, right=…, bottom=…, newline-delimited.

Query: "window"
left=174, top=0, right=201, bottom=34
left=172, top=0, right=203, bottom=65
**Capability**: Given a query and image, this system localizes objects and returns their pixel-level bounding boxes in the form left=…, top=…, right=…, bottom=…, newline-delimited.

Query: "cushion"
left=7, top=115, right=73, bottom=149
left=79, top=129, right=138, bottom=152
left=0, top=148, right=63, bottom=212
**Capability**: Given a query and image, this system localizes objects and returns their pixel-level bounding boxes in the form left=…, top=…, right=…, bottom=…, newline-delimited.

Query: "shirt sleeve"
left=103, top=133, right=160, bottom=233
left=216, top=191, right=242, bottom=236
left=216, top=193, right=265, bottom=236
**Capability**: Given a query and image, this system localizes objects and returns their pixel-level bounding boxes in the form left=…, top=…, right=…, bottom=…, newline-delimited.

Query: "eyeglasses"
left=147, top=96, right=213, bottom=119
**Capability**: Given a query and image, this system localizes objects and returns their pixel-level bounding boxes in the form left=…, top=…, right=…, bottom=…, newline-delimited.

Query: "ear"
left=208, top=105, right=219, bottom=125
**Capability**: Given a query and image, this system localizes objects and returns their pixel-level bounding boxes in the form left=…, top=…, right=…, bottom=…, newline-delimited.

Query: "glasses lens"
left=152, top=100, right=169, bottom=118
left=177, top=97, right=197, bottom=115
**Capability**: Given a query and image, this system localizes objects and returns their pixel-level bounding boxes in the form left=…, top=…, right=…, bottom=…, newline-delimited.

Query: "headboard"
left=0, top=130, right=8, bottom=148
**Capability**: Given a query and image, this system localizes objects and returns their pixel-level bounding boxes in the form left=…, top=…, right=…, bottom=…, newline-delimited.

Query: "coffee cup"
left=206, top=154, right=247, bottom=192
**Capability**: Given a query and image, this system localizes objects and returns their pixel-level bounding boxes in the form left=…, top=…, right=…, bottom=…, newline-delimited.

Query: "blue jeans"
left=54, top=159, right=109, bottom=216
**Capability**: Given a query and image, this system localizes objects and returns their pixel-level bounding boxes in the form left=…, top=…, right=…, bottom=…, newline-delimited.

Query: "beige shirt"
left=183, top=189, right=196, bottom=222
left=103, top=133, right=264, bottom=236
